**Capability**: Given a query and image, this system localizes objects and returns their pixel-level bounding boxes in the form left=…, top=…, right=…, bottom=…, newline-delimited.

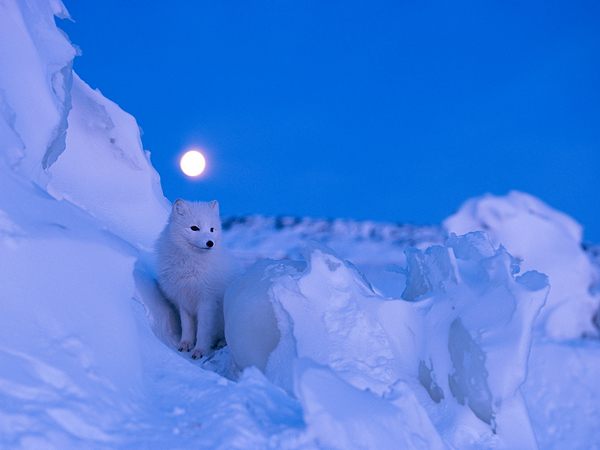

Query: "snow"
left=444, top=191, right=600, bottom=340
left=294, top=359, right=446, bottom=450
left=46, top=72, right=170, bottom=251
left=1, top=1, right=600, bottom=449
left=0, top=0, right=74, bottom=184
left=224, top=235, right=547, bottom=448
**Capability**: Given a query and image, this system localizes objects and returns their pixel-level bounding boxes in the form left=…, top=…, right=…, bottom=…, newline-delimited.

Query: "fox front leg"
left=178, top=309, right=195, bottom=352
left=191, top=300, right=221, bottom=360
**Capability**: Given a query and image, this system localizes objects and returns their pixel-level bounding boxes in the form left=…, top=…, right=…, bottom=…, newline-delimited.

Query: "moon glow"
left=180, top=150, right=206, bottom=177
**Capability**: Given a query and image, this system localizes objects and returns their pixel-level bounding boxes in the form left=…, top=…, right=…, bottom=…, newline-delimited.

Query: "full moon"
left=180, top=150, right=206, bottom=177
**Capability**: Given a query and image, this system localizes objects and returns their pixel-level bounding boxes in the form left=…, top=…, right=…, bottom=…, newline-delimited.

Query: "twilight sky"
left=59, top=0, right=600, bottom=242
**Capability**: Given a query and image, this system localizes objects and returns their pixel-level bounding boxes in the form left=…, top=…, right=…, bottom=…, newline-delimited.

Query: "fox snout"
left=206, top=240, right=214, bottom=248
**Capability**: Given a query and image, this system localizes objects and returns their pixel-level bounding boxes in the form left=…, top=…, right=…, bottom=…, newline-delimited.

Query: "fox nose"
left=206, top=240, right=214, bottom=248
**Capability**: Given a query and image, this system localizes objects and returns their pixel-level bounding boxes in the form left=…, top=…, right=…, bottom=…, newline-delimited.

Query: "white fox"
left=155, top=199, right=242, bottom=359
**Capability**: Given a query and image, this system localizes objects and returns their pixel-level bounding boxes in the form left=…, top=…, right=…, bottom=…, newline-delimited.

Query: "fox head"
left=169, top=199, right=223, bottom=252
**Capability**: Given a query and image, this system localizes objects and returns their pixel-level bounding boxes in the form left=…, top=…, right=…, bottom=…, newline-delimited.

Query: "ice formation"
left=0, top=0, right=74, bottom=184
left=444, top=191, right=600, bottom=339
left=46, top=73, right=170, bottom=250
left=225, top=236, right=549, bottom=449
left=0, top=0, right=169, bottom=252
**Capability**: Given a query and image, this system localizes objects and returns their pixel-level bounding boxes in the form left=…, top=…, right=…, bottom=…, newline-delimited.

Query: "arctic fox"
left=155, top=199, right=242, bottom=359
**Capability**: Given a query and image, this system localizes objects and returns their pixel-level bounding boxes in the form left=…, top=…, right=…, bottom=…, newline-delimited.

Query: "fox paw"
left=191, top=349, right=204, bottom=360
left=178, top=340, right=193, bottom=352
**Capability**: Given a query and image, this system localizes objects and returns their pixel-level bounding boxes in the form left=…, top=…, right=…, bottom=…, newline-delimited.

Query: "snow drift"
left=225, top=236, right=549, bottom=449
left=0, top=0, right=170, bottom=250
left=0, top=0, right=74, bottom=184
left=1, top=0, right=600, bottom=449
left=46, top=72, right=170, bottom=251
left=444, top=191, right=600, bottom=340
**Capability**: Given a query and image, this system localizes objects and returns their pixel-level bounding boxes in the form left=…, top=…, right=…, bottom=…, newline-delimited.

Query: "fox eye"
left=210, top=228, right=214, bottom=232
left=190, top=226, right=199, bottom=231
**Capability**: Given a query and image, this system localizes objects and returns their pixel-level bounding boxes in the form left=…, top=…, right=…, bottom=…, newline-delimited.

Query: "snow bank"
left=47, top=72, right=170, bottom=251
left=0, top=0, right=169, bottom=251
left=294, top=358, right=446, bottom=450
left=444, top=191, right=600, bottom=339
left=225, top=235, right=549, bottom=449
left=0, top=1, right=163, bottom=445
left=0, top=157, right=145, bottom=448
left=0, top=0, right=74, bottom=185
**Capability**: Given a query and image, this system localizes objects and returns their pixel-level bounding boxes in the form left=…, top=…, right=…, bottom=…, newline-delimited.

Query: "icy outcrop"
left=225, top=235, right=549, bottom=449
left=0, top=0, right=75, bottom=185
left=0, top=0, right=169, bottom=251
left=47, top=73, right=170, bottom=250
left=444, top=191, right=600, bottom=339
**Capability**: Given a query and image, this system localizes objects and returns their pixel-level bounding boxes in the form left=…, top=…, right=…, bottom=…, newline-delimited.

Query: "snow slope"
left=1, top=1, right=599, bottom=449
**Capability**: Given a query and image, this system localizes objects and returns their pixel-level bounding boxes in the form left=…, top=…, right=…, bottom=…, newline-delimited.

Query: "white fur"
left=155, top=199, right=242, bottom=359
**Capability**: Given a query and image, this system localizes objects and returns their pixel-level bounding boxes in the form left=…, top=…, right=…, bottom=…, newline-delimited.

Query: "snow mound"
left=443, top=191, right=600, bottom=339
left=47, top=73, right=170, bottom=251
left=0, top=0, right=74, bottom=185
left=0, top=0, right=169, bottom=252
left=225, top=234, right=549, bottom=449
left=294, top=358, right=446, bottom=450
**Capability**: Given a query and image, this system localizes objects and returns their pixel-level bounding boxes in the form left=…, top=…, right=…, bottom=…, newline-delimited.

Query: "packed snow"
left=224, top=235, right=547, bottom=449
left=1, top=1, right=600, bottom=449
left=444, top=191, right=600, bottom=340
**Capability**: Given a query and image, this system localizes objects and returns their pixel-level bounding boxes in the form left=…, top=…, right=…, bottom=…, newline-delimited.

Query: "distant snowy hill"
left=1, top=1, right=599, bottom=449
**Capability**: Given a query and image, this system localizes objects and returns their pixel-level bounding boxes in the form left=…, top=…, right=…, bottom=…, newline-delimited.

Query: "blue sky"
left=59, top=1, right=600, bottom=242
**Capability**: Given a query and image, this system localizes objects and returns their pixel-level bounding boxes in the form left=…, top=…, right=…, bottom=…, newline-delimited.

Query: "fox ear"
left=208, top=200, right=219, bottom=211
left=173, top=199, right=188, bottom=216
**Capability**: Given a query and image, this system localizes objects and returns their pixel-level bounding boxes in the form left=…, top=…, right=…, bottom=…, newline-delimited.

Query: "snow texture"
left=224, top=236, right=548, bottom=449
left=1, top=1, right=600, bottom=449
left=444, top=191, right=600, bottom=340
left=46, top=72, right=171, bottom=251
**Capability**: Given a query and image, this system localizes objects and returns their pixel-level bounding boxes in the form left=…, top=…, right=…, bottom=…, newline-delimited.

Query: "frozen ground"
left=1, top=1, right=600, bottom=449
